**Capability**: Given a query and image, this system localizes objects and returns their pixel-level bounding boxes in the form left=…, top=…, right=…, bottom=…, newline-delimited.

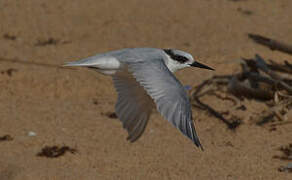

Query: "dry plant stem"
left=256, top=113, right=275, bottom=126
left=271, top=121, right=292, bottom=127
left=208, top=92, right=238, bottom=106
left=256, top=101, right=291, bottom=125
left=255, top=54, right=283, bottom=80
left=191, top=76, right=230, bottom=97
left=268, top=59, right=292, bottom=74
left=228, top=76, right=273, bottom=100
left=248, top=33, right=292, bottom=55
left=244, top=71, right=292, bottom=95
left=192, top=79, right=212, bottom=96
left=285, top=61, right=292, bottom=69
left=193, top=97, right=239, bottom=129
left=191, top=53, right=291, bottom=129
left=254, top=55, right=292, bottom=94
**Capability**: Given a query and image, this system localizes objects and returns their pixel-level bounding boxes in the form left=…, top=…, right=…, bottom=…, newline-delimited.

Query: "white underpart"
left=97, top=69, right=118, bottom=75
left=92, top=57, right=121, bottom=70
left=64, top=56, right=121, bottom=75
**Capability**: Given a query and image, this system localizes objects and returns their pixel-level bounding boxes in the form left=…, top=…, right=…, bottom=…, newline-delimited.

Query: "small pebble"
left=28, top=131, right=37, bottom=137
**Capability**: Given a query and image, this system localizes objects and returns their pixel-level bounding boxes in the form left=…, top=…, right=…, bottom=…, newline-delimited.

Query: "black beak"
left=190, top=61, right=214, bottom=70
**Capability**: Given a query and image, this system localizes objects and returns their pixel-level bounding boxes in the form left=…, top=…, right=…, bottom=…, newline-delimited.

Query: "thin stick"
left=248, top=34, right=292, bottom=55
left=268, top=59, right=292, bottom=74
left=228, top=76, right=273, bottom=100
left=255, top=54, right=282, bottom=80
left=193, top=97, right=240, bottom=129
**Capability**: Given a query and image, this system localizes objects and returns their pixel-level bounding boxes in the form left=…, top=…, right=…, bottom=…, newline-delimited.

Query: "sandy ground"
left=0, top=0, right=292, bottom=179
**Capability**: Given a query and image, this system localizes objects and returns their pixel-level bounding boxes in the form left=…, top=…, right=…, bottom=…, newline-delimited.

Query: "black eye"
left=163, top=49, right=189, bottom=63
left=174, top=55, right=189, bottom=63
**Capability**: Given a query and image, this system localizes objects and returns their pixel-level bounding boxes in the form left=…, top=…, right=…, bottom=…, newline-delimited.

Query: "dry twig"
left=190, top=53, right=291, bottom=129
left=248, top=34, right=292, bottom=55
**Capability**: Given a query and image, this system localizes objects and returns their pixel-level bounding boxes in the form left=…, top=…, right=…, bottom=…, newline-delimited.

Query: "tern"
left=64, top=48, right=214, bottom=149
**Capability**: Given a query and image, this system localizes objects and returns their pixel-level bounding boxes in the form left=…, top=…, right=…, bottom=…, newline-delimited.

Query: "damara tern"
left=64, top=48, right=214, bottom=149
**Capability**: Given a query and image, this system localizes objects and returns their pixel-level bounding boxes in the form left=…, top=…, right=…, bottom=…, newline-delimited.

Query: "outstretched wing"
left=113, top=68, right=154, bottom=142
left=127, top=59, right=203, bottom=149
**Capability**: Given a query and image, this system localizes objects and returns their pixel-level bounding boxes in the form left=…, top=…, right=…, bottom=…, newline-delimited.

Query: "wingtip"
left=188, top=121, right=204, bottom=151
left=192, top=134, right=204, bottom=151
left=196, top=142, right=204, bottom=151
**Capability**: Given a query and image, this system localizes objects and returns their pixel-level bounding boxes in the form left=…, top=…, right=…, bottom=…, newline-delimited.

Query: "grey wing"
left=128, top=59, right=203, bottom=149
left=113, top=68, right=154, bottom=142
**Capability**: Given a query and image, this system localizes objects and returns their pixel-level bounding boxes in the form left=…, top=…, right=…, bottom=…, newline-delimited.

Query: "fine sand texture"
left=0, top=0, right=291, bottom=179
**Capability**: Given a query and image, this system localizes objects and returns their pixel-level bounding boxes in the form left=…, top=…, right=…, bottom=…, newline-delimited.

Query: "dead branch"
left=284, top=61, right=292, bottom=69
left=255, top=54, right=283, bottom=80
left=268, top=59, right=292, bottom=74
left=192, top=97, right=241, bottom=129
left=192, top=79, right=212, bottom=96
left=256, top=112, right=275, bottom=126
left=207, top=92, right=238, bottom=106
left=248, top=33, right=292, bottom=55
left=228, top=76, right=273, bottom=100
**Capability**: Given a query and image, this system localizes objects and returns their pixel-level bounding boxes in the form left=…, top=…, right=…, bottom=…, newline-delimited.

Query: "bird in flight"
left=64, top=48, right=214, bottom=150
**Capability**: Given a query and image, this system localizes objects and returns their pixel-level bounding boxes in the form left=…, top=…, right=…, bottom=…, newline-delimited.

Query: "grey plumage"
left=64, top=48, right=213, bottom=150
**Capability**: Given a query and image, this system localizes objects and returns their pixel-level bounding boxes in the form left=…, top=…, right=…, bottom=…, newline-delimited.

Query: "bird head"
left=163, top=49, right=214, bottom=72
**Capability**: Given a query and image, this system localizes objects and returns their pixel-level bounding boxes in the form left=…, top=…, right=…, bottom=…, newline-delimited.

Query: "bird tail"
left=63, top=56, right=99, bottom=67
